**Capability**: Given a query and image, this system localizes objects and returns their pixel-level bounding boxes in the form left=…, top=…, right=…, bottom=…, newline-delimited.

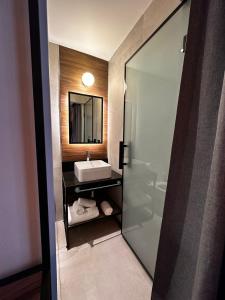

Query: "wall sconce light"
left=82, top=72, right=95, bottom=87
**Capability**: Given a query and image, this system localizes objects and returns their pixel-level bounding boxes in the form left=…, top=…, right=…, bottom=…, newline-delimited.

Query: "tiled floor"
left=56, top=220, right=152, bottom=300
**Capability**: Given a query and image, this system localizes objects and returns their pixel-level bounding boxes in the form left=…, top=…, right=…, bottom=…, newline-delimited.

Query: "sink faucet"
left=86, top=151, right=91, bottom=161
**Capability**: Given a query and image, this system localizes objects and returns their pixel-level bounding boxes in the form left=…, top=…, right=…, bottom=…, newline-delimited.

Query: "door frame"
left=28, top=0, right=57, bottom=298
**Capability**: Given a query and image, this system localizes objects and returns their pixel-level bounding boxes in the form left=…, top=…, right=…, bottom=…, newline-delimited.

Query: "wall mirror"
left=69, top=92, right=103, bottom=144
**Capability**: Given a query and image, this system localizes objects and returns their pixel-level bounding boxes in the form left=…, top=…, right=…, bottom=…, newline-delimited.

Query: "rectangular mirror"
left=69, top=92, right=103, bottom=144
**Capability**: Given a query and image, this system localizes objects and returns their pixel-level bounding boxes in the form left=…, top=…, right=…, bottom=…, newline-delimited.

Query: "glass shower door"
left=122, top=2, right=190, bottom=278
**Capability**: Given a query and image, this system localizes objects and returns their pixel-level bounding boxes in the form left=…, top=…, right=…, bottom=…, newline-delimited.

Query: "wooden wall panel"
left=60, top=46, right=108, bottom=161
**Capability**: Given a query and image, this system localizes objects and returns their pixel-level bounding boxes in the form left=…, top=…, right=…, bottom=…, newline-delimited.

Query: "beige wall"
left=48, top=43, right=63, bottom=221
left=0, top=0, right=41, bottom=278
left=108, top=0, right=181, bottom=173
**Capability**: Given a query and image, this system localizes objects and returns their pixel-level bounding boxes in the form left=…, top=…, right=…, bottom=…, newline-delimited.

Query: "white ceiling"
left=47, top=0, right=152, bottom=61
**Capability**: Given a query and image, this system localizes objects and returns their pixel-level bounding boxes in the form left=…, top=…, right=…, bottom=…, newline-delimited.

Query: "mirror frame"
left=68, top=91, right=104, bottom=144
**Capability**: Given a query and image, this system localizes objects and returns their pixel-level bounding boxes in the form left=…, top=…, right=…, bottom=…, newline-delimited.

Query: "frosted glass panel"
left=122, top=2, right=190, bottom=278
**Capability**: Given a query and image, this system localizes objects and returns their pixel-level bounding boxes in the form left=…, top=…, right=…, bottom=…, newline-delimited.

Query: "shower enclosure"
left=121, top=1, right=191, bottom=278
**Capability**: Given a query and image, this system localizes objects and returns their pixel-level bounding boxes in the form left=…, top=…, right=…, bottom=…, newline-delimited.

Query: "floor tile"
left=56, top=221, right=152, bottom=300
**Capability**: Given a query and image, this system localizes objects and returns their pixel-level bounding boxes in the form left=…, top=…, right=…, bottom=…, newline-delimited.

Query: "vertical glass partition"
left=122, top=2, right=190, bottom=277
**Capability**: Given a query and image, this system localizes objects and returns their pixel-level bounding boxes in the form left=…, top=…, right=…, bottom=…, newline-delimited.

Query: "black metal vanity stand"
left=62, top=168, right=123, bottom=249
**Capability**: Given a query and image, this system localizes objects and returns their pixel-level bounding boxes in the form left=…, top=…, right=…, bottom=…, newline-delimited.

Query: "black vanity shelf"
left=67, top=199, right=121, bottom=229
left=62, top=169, right=123, bottom=249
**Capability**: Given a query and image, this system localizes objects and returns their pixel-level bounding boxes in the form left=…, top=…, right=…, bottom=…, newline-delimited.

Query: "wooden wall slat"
left=59, top=46, right=108, bottom=161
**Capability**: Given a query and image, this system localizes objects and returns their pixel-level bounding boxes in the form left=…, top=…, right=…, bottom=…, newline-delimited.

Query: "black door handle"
left=119, top=141, right=128, bottom=169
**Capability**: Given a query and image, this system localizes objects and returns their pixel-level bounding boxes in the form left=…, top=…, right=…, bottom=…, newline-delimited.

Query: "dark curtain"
left=70, top=103, right=82, bottom=143
left=152, top=0, right=225, bottom=299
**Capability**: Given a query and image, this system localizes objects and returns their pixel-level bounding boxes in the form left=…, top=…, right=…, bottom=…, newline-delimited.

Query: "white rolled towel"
left=73, top=201, right=85, bottom=215
left=100, top=201, right=113, bottom=216
left=68, top=205, right=99, bottom=225
left=78, top=198, right=96, bottom=208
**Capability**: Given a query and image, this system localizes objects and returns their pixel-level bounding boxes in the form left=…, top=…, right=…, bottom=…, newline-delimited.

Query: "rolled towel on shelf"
left=68, top=205, right=99, bottom=226
left=100, top=201, right=113, bottom=216
left=78, top=197, right=96, bottom=208
left=73, top=201, right=85, bottom=215
left=68, top=207, right=72, bottom=225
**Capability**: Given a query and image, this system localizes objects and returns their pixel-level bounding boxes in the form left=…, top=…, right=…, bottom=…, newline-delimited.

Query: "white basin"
left=74, top=160, right=112, bottom=182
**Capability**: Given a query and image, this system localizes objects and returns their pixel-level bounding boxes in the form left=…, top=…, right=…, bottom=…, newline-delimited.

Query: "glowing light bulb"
left=82, top=72, right=95, bottom=87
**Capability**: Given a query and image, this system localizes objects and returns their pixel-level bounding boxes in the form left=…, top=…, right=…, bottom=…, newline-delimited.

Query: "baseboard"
left=0, top=265, right=42, bottom=300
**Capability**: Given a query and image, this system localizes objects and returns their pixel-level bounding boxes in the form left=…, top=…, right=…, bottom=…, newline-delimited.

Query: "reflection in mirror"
left=69, top=92, right=103, bottom=144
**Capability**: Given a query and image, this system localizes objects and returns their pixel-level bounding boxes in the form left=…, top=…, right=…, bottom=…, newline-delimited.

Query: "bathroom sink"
left=74, top=160, right=112, bottom=182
